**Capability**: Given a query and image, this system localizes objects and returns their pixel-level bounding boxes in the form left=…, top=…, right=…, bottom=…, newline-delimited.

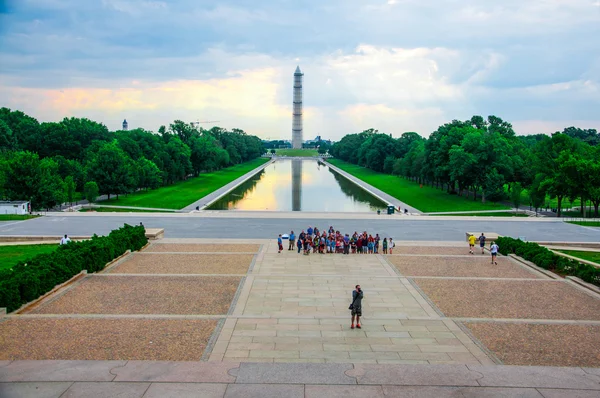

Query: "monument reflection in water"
left=207, top=159, right=387, bottom=212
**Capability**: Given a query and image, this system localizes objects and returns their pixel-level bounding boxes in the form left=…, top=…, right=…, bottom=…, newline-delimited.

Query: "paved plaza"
left=1, top=236, right=599, bottom=396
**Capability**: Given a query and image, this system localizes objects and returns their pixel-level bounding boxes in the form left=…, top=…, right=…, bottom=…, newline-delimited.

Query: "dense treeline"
left=330, top=116, right=600, bottom=216
left=0, top=108, right=265, bottom=210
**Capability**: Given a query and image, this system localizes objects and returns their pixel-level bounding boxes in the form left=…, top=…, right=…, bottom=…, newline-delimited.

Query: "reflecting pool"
left=207, top=159, right=388, bottom=212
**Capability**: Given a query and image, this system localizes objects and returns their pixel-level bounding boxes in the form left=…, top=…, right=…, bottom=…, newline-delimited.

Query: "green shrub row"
left=496, top=236, right=600, bottom=287
left=0, top=224, right=148, bottom=312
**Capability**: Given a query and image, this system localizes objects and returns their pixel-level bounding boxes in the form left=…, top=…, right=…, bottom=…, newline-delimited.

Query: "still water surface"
left=207, top=159, right=387, bottom=212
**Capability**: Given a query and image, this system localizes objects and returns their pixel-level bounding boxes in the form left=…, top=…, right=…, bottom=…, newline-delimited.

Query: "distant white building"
left=0, top=201, right=30, bottom=215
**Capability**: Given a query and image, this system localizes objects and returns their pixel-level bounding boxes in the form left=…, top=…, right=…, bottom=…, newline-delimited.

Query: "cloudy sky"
left=1, top=0, right=599, bottom=140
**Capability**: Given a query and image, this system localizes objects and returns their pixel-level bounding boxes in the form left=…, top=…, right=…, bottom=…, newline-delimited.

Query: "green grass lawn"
left=556, top=250, right=600, bottom=264
left=0, top=244, right=57, bottom=271
left=435, top=212, right=529, bottom=217
left=327, top=159, right=510, bottom=213
left=0, top=214, right=39, bottom=221
left=79, top=207, right=175, bottom=213
left=567, top=221, right=600, bottom=227
left=102, top=158, right=269, bottom=209
left=274, top=149, right=320, bottom=157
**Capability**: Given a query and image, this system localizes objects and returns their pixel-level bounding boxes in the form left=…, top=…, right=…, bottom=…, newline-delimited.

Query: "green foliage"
left=567, top=221, right=600, bottom=227
left=104, top=157, right=269, bottom=209
left=275, top=149, right=319, bottom=157
left=328, top=159, right=509, bottom=212
left=0, top=108, right=264, bottom=210
left=270, top=149, right=276, bottom=154
left=84, top=181, right=99, bottom=203
left=496, top=237, right=600, bottom=287
left=0, top=224, right=147, bottom=312
left=65, top=176, right=76, bottom=204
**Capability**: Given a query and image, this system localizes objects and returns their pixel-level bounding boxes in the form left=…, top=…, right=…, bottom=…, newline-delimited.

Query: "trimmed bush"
left=0, top=224, right=147, bottom=312
left=497, top=236, right=600, bottom=287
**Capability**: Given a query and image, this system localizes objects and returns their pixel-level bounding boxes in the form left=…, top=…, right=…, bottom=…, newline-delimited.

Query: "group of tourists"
left=278, top=226, right=395, bottom=255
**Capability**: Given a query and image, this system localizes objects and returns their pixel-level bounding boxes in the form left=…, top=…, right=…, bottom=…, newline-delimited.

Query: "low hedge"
left=0, top=224, right=147, bottom=312
left=496, top=236, right=600, bottom=287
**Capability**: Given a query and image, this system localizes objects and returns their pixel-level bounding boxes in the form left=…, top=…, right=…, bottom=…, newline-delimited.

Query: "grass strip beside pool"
left=567, top=221, right=600, bottom=227
left=434, top=212, right=529, bottom=217
left=80, top=207, right=173, bottom=213
left=0, top=244, right=58, bottom=271
left=327, top=159, right=509, bottom=213
left=101, top=158, right=269, bottom=209
left=556, top=250, right=600, bottom=265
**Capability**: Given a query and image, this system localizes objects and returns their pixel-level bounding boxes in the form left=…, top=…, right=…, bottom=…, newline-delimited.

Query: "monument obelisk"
left=292, top=66, right=303, bottom=149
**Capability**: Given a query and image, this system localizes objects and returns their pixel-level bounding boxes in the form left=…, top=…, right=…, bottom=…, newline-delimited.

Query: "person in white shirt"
left=490, top=242, right=499, bottom=265
left=60, top=234, right=71, bottom=245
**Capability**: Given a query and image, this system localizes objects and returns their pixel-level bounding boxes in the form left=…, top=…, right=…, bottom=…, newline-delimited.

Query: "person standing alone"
left=277, top=234, right=283, bottom=253
left=289, top=231, right=296, bottom=250
left=350, top=285, right=363, bottom=329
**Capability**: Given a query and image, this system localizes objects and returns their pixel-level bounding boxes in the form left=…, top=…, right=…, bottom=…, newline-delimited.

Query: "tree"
left=270, top=149, right=276, bottom=154
left=0, top=119, right=16, bottom=151
left=65, top=175, right=76, bottom=205
left=84, top=181, right=99, bottom=203
left=511, top=182, right=524, bottom=211
left=135, top=158, right=162, bottom=190
left=35, top=158, right=66, bottom=209
left=86, top=141, right=135, bottom=199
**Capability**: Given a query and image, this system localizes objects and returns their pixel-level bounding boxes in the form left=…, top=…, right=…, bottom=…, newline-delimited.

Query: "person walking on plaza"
left=468, top=234, right=476, bottom=254
left=297, top=236, right=302, bottom=253
left=389, top=238, right=394, bottom=254
left=289, top=231, right=295, bottom=250
left=382, top=237, right=388, bottom=254
left=478, top=233, right=486, bottom=254
left=277, top=234, right=283, bottom=253
left=490, top=241, right=499, bottom=265
left=350, top=285, right=363, bottom=329
left=60, top=234, right=71, bottom=245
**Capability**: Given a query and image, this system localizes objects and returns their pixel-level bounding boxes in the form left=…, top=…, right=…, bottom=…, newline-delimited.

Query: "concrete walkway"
left=323, top=161, right=423, bottom=214
left=181, top=159, right=275, bottom=212
left=1, top=361, right=598, bottom=397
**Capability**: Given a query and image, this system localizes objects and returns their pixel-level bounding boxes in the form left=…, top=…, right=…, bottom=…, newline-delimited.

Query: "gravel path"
left=388, top=257, right=539, bottom=278
left=415, top=279, right=600, bottom=320
left=390, top=246, right=478, bottom=256
left=465, top=322, right=600, bottom=367
left=110, top=253, right=254, bottom=274
left=145, top=243, right=261, bottom=253
left=32, top=276, right=242, bottom=315
left=0, top=318, right=217, bottom=360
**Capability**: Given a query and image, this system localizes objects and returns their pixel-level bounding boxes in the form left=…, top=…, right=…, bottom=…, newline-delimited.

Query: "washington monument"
left=292, top=66, right=303, bottom=149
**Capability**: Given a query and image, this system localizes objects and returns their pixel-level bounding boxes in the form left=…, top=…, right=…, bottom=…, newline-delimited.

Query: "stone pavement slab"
left=0, top=360, right=126, bottom=382
left=305, top=385, right=384, bottom=397
left=0, top=382, right=73, bottom=398
left=142, top=382, right=227, bottom=398
left=537, top=389, right=600, bottom=398
left=348, top=364, right=481, bottom=386
left=61, top=381, right=150, bottom=398
left=112, top=361, right=238, bottom=383
left=224, top=384, right=304, bottom=398
left=469, top=365, right=600, bottom=389
left=233, top=362, right=355, bottom=384
left=381, top=386, right=544, bottom=398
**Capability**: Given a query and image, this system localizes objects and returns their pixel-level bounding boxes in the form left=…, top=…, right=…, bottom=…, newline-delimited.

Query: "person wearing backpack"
left=349, top=285, right=364, bottom=329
